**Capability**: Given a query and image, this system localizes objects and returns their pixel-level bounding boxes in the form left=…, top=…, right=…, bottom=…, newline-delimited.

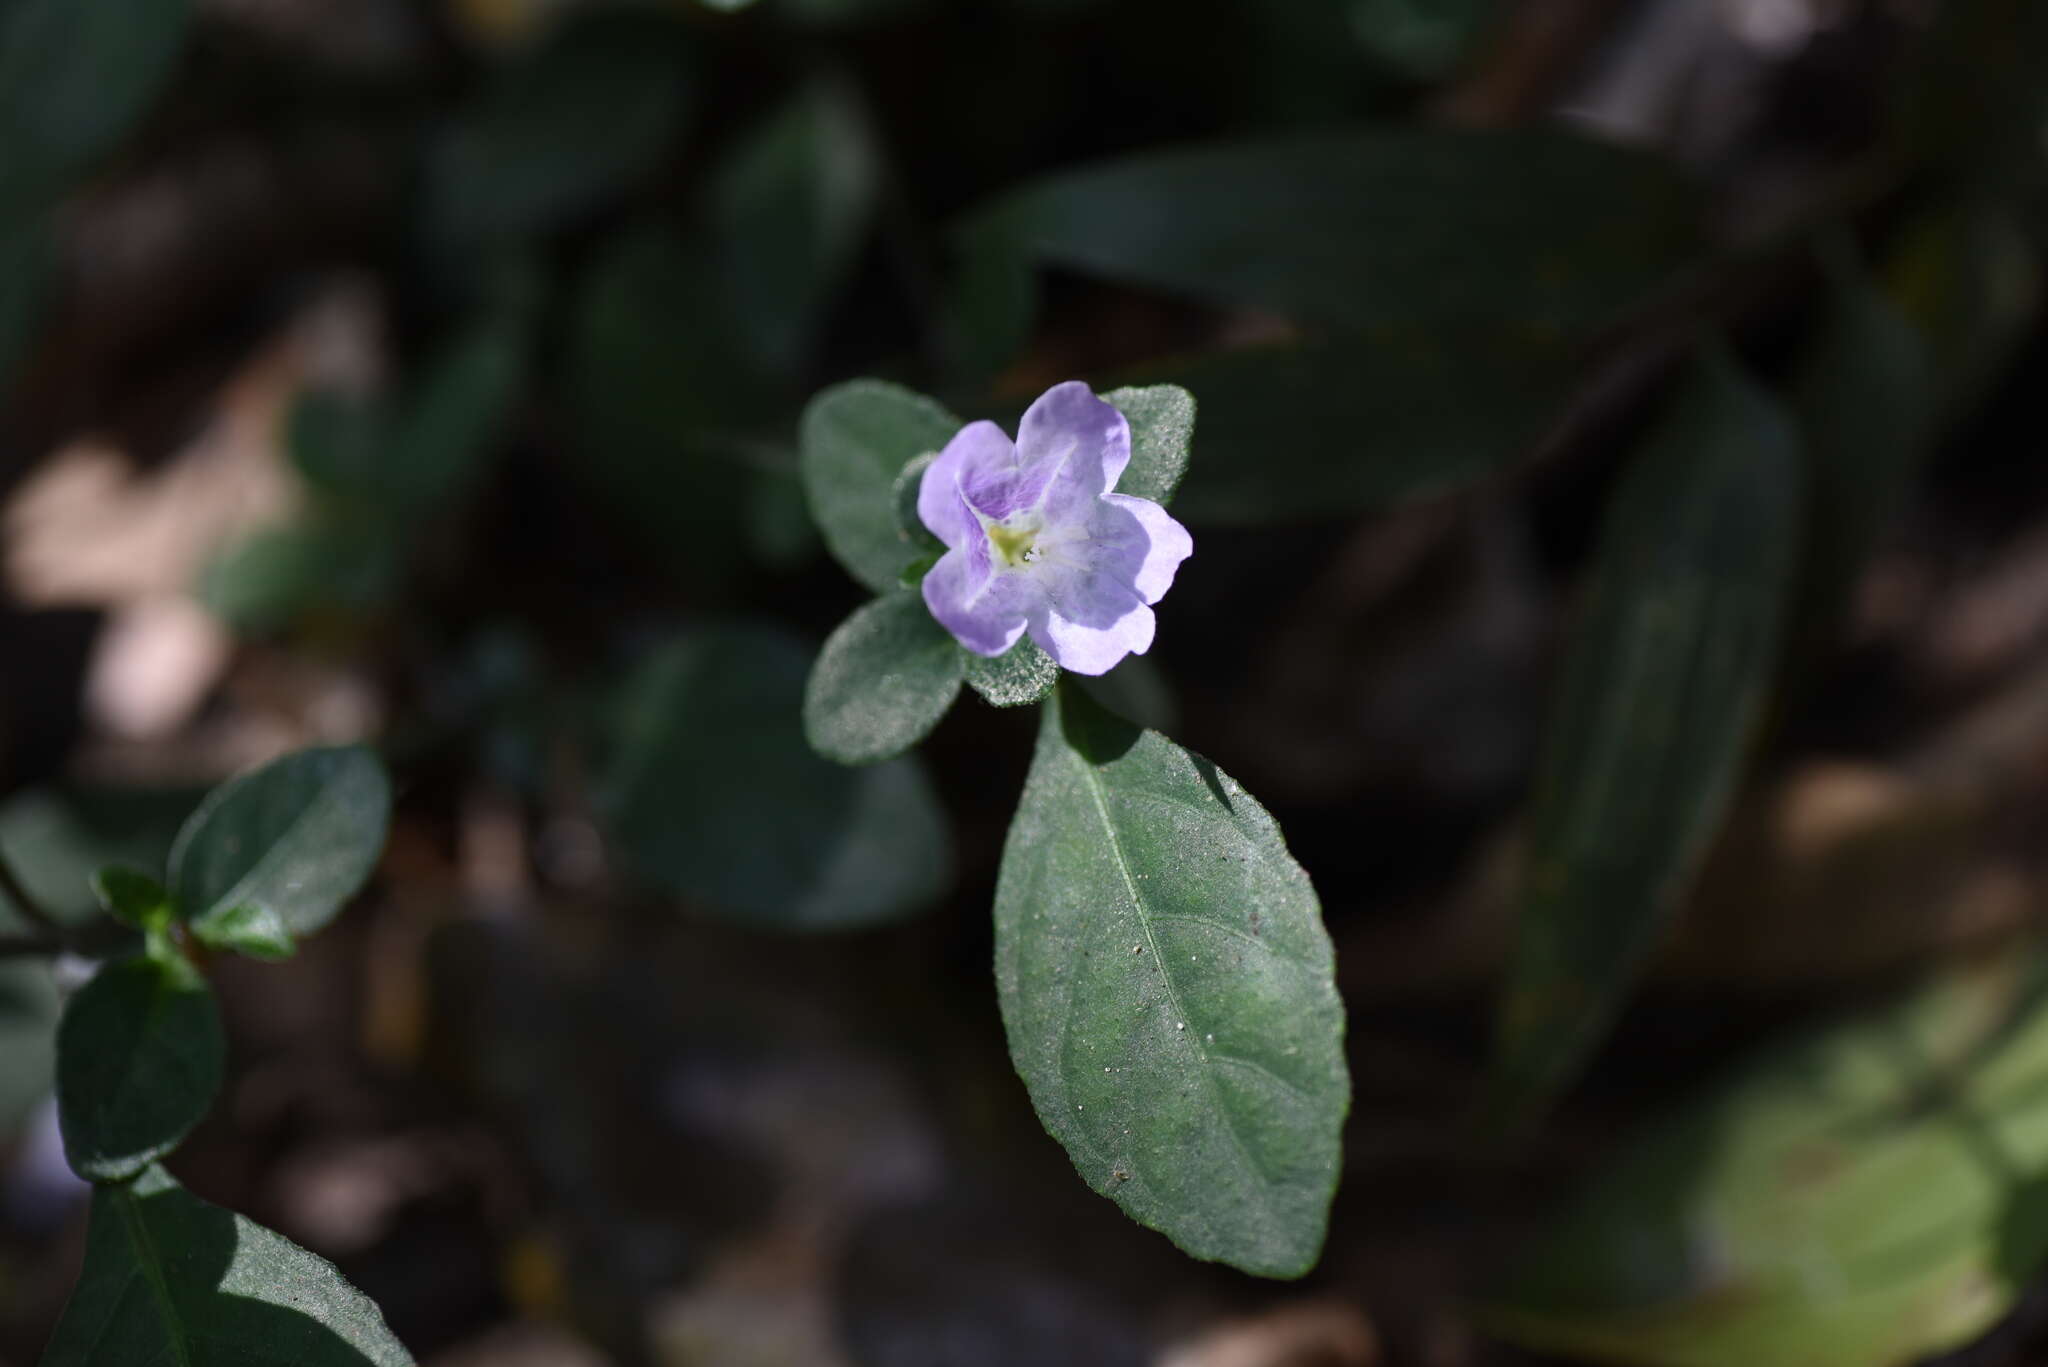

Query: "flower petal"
left=921, top=544, right=1032, bottom=657
left=1017, top=381, right=1132, bottom=525
left=1031, top=598, right=1155, bottom=676
left=1098, top=493, right=1193, bottom=604
left=918, top=420, right=1013, bottom=551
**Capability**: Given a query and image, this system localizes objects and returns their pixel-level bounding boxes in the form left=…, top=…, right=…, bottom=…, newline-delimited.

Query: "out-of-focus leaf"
left=996, top=684, right=1348, bottom=1278
left=169, top=746, right=391, bottom=939
left=939, top=237, right=1038, bottom=388
left=1347, top=0, right=1496, bottom=80
left=801, top=381, right=962, bottom=594
left=961, top=128, right=1700, bottom=336
left=1075, top=653, right=1177, bottom=735
left=0, top=218, right=51, bottom=396
left=1490, top=350, right=1803, bottom=1125
left=0, top=961, right=58, bottom=1136
left=1486, top=950, right=2048, bottom=1367
left=1882, top=198, right=2041, bottom=422
left=89, top=866, right=168, bottom=929
left=189, top=903, right=297, bottom=961
left=199, top=516, right=405, bottom=633
left=805, top=591, right=964, bottom=765
left=41, top=1165, right=412, bottom=1365
left=708, top=79, right=879, bottom=374
left=0, top=788, right=198, bottom=932
left=0, top=0, right=190, bottom=211
left=428, top=11, right=691, bottom=239
left=966, top=637, right=1060, bottom=708
left=55, top=954, right=222, bottom=1182
left=1133, top=329, right=1577, bottom=525
left=1786, top=250, right=1934, bottom=661
left=1101, top=384, right=1194, bottom=508
left=603, top=625, right=951, bottom=930
left=382, top=311, right=526, bottom=514
left=746, top=466, right=822, bottom=570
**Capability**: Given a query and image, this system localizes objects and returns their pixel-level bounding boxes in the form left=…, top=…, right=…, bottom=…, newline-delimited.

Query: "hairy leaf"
left=966, top=637, right=1060, bottom=708
left=805, top=591, right=965, bottom=764
left=801, top=381, right=962, bottom=593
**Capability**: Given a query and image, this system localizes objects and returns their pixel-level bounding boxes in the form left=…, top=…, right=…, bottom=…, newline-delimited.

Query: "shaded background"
left=5, top=0, right=2048, bottom=1363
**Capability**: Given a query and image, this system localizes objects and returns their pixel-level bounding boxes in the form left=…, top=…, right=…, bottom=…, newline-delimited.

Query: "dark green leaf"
left=0, top=0, right=190, bottom=212
left=708, top=79, right=879, bottom=374
left=1486, top=950, right=2048, bottom=1367
left=892, top=451, right=943, bottom=552
left=804, top=591, right=965, bottom=765
left=89, top=865, right=168, bottom=930
left=385, top=315, right=525, bottom=513
left=961, top=128, right=1700, bottom=336
left=801, top=381, right=963, bottom=594
left=603, top=625, right=951, bottom=930
left=287, top=391, right=383, bottom=497
left=0, top=961, right=57, bottom=1135
left=966, top=637, right=1060, bottom=708
left=0, top=218, right=52, bottom=398
left=1102, top=384, right=1195, bottom=508
left=428, top=12, right=691, bottom=240
left=56, top=954, right=223, bottom=1181
left=189, top=903, right=296, bottom=961
left=0, top=787, right=198, bottom=933
left=1489, top=350, right=1803, bottom=1125
left=938, top=236, right=1037, bottom=387
left=995, top=684, right=1349, bottom=1278
left=198, top=517, right=404, bottom=632
left=41, top=1165, right=412, bottom=1365
left=168, top=746, right=391, bottom=938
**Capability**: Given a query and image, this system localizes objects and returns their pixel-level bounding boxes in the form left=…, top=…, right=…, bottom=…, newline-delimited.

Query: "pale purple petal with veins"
left=915, top=381, right=1190, bottom=675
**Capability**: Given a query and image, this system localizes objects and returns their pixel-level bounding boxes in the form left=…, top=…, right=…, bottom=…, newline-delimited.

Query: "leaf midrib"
left=115, top=1185, right=193, bottom=1367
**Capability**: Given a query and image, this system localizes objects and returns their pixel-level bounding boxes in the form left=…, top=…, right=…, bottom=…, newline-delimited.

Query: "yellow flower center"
left=986, top=519, right=1041, bottom=568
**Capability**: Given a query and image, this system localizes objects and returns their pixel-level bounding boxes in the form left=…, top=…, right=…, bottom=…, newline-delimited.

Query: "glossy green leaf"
left=995, top=684, right=1348, bottom=1277
left=41, top=1165, right=412, bottom=1365
left=168, top=746, right=391, bottom=938
left=804, top=591, right=965, bottom=765
left=428, top=11, right=691, bottom=239
left=0, top=0, right=190, bottom=211
left=966, top=637, right=1060, bottom=708
left=709, top=79, right=879, bottom=374
left=1489, top=350, right=1803, bottom=1126
left=0, top=961, right=58, bottom=1135
left=603, top=626, right=951, bottom=930
left=1102, top=384, right=1195, bottom=508
left=56, top=954, right=223, bottom=1181
left=1486, top=950, right=2048, bottom=1367
left=90, top=865, right=169, bottom=929
left=190, top=903, right=296, bottom=961
left=801, top=381, right=963, bottom=594
left=1136, top=329, right=1578, bottom=525
left=961, top=128, right=1700, bottom=336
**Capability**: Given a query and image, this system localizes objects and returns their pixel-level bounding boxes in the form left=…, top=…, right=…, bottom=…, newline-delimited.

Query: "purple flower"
left=918, top=381, right=1193, bottom=676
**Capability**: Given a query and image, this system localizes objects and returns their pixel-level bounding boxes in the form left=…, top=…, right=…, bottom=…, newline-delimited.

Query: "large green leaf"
left=604, top=625, right=951, bottom=930
left=41, top=1165, right=412, bottom=1365
left=0, top=960, right=58, bottom=1136
left=168, top=746, right=391, bottom=940
left=804, top=591, right=964, bottom=765
left=1490, top=350, right=1803, bottom=1125
left=960, top=127, right=1700, bottom=336
left=427, top=11, right=691, bottom=239
left=55, top=954, right=223, bottom=1182
left=1486, top=950, right=2048, bottom=1367
left=0, top=0, right=190, bottom=211
left=995, top=684, right=1348, bottom=1277
left=801, top=381, right=963, bottom=594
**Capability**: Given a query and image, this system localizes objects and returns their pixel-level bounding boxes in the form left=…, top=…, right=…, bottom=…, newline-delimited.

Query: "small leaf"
left=965, top=637, right=1060, bottom=708
left=55, top=954, right=223, bottom=1181
left=1489, top=349, right=1803, bottom=1126
left=801, top=381, right=963, bottom=594
left=603, top=625, right=951, bottom=930
left=1101, top=384, right=1195, bottom=508
left=89, top=865, right=169, bottom=929
left=41, top=1165, right=413, bottom=1365
left=995, top=684, right=1349, bottom=1278
left=168, top=746, right=391, bottom=939
left=189, top=903, right=296, bottom=961
left=1485, top=951, right=2048, bottom=1367
left=0, top=961, right=58, bottom=1136
left=804, top=591, right=965, bottom=765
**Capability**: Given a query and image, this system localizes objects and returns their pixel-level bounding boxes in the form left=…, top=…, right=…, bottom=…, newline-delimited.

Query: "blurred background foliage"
left=5, top=0, right=2048, bottom=1363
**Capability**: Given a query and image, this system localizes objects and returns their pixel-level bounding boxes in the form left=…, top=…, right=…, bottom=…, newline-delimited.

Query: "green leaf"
left=1075, top=653, right=1177, bottom=735
left=56, top=954, right=223, bottom=1182
left=800, top=381, right=963, bottom=594
left=892, top=451, right=943, bottom=552
left=41, top=1164, right=412, bottom=1365
left=1136, top=329, right=1579, bottom=525
left=0, top=787, right=199, bottom=933
left=168, top=746, right=391, bottom=939
left=603, top=625, right=951, bottom=930
left=384, top=313, right=526, bottom=514
left=0, top=0, right=191, bottom=212
left=1348, top=0, right=1497, bottom=80
left=804, top=591, right=965, bottom=765
left=1485, top=950, right=2048, bottom=1367
left=89, top=865, right=169, bottom=930
left=708, top=78, right=879, bottom=374
left=960, top=127, right=1700, bottom=336
left=0, top=961, right=58, bottom=1136
left=0, top=218, right=52, bottom=398
left=198, top=515, right=405, bottom=633
left=1489, top=350, right=1803, bottom=1126
left=189, top=903, right=296, bottom=961
left=965, top=637, right=1060, bottom=708
left=995, top=684, right=1349, bottom=1278
left=1101, top=384, right=1195, bottom=508
left=427, top=11, right=691, bottom=240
